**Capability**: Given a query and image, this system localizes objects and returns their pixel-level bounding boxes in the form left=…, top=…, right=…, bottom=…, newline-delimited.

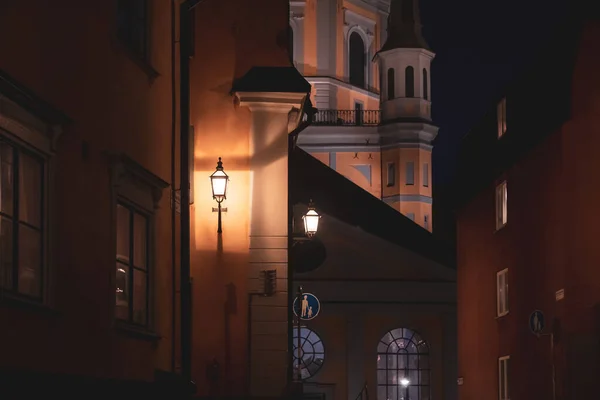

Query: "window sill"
left=0, top=291, right=60, bottom=316
left=115, top=321, right=161, bottom=342
left=110, top=36, right=160, bottom=83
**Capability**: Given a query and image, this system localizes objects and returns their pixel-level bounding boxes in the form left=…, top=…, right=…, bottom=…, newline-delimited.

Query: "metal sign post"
left=292, top=289, right=321, bottom=383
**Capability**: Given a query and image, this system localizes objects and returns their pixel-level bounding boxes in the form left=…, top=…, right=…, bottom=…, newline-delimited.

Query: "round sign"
left=293, top=292, right=321, bottom=321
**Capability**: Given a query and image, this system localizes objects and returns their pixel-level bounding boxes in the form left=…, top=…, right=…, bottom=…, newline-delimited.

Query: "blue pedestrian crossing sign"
left=293, top=292, right=321, bottom=321
left=529, top=310, right=545, bottom=335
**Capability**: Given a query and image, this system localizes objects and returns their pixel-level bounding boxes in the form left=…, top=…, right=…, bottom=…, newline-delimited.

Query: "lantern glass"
left=303, top=209, right=320, bottom=237
left=211, top=170, right=228, bottom=201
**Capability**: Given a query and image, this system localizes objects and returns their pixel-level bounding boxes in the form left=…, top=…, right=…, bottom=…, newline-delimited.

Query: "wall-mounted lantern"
left=210, top=157, right=229, bottom=234
left=302, top=199, right=321, bottom=238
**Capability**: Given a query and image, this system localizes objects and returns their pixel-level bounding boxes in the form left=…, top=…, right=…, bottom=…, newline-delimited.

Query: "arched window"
left=422, top=68, right=428, bottom=100
left=377, top=328, right=430, bottom=400
left=349, top=32, right=366, bottom=88
left=289, top=25, right=294, bottom=64
left=405, top=66, right=414, bottom=98
left=293, top=327, right=325, bottom=380
left=387, top=68, right=395, bottom=100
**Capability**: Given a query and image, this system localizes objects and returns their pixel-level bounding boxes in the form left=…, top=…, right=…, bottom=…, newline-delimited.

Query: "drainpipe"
left=179, top=0, right=206, bottom=391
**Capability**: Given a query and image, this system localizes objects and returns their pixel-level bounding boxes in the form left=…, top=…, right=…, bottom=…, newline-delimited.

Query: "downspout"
left=170, top=0, right=177, bottom=373
left=179, top=0, right=207, bottom=391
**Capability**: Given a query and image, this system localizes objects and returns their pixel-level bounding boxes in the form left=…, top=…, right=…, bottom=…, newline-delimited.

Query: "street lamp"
left=210, top=157, right=229, bottom=234
left=302, top=199, right=320, bottom=238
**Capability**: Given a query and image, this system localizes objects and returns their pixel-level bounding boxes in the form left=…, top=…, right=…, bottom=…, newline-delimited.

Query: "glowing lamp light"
left=302, top=199, right=321, bottom=238
left=400, top=378, right=410, bottom=387
left=209, top=157, right=229, bottom=203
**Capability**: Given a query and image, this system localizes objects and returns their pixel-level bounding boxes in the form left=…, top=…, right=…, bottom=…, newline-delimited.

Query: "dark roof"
left=290, top=147, right=454, bottom=267
left=377, top=0, right=430, bottom=54
left=231, top=66, right=311, bottom=94
left=0, top=69, right=70, bottom=125
left=452, top=6, right=589, bottom=209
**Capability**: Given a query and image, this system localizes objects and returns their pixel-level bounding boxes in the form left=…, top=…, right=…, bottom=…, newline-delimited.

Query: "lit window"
left=496, top=269, right=509, bottom=317
left=293, top=326, right=325, bottom=380
left=0, top=140, right=45, bottom=299
left=116, top=203, right=150, bottom=326
left=499, top=356, right=510, bottom=400
left=495, top=181, right=507, bottom=230
left=377, top=328, right=430, bottom=400
left=497, top=98, right=507, bottom=138
left=387, top=163, right=396, bottom=186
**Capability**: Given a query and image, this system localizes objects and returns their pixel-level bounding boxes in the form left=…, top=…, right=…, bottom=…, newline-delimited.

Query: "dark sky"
left=421, top=0, right=571, bottom=187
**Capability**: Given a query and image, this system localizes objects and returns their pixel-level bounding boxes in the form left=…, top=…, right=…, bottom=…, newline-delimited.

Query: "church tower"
left=374, top=0, right=438, bottom=232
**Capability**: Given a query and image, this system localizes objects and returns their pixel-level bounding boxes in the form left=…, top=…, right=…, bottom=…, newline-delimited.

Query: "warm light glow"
left=400, top=378, right=410, bottom=387
left=210, top=157, right=229, bottom=203
left=303, top=201, right=320, bottom=237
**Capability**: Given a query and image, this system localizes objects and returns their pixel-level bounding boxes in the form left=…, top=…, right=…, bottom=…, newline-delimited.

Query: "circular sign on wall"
left=293, top=292, right=321, bottom=321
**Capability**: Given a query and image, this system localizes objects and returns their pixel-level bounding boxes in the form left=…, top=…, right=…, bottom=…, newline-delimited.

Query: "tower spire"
left=379, top=0, right=429, bottom=52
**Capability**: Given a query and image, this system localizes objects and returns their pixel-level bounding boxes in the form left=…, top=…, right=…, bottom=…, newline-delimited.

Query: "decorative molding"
left=305, top=77, right=379, bottom=100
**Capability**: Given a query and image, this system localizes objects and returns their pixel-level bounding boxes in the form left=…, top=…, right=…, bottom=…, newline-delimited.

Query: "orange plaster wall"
left=310, top=152, right=331, bottom=167
left=190, top=0, right=292, bottom=395
left=335, top=151, right=381, bottom=199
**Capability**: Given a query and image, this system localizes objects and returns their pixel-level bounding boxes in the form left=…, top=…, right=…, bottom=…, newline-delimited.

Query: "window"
left=117, top=0, right=149, bottom=60
left=422, top=68, right=428, bottom=100
left=424, top=215, right=429, bottom=230
left=111, top=154, right=168, bottom=333
left=349, top=32, right=366, bottom=88
left=387, top=68, right=395, bottom=100
left=355, top=101, right=363, bottom=125
left=0, top=140, right=45, bottom=299
left=406, top=213, right=415, bottom=221
left=498, top=356, right=510, bottom=400
left=496, top=269, right=509, bottom=317
left=293, top=326, right=325, bottom=380
left=377, top=328, right=430, bottom=400
left=386, top=163, right=396, bottom=186
left=116, top=203, right=150, bottom=326
left=422, top=163, right=429, bottom=187
left=497, top=97, right=507, bottom=138
left=405, top=162, right=414, bottom=185
left=495, top=181, right=507, bottom=230
left=405, top=66, right=415, bottom=98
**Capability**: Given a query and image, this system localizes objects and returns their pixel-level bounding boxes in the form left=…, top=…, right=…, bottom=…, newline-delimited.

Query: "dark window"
left=424, top=215, right=429, bottom=230
left=422, top=163, right=429, bottom=187
left=405, top=66, right=414, bottom=98
left=289, top=25, right=294, bottom=64
left=117, top=0, right=149, bottom=60
left=387, top=163, right=396, bottom=186
left=0, top=139, right=44, bottom=299
left=422, top=68, right=428, bottom=100
left=349, top=32, right=366, bottom=88
left=407, top=213, right=415, bottom=221
left=355, top=102, right=363, bottom=125
left=377, top=328, right=431, bottom=400
left=293, top=327, right=325, bottom=380
left=387, top=68, right=395, bottom=100
left=406, top=161, right=414, bottom=185
left=116, top=203, right=150, bottom=327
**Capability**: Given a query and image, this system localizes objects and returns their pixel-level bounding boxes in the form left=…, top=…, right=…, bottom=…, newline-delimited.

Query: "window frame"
left=386, top=162, right=396, bottom=187
left=405, top=161, right=415, bottom=186
left=496, top=268, right=509, bottom=317
left=498, top=355, right=510, bottom=400
left=115, top=199, right=151, bottom=327
left=292, top=326, right=326, bottom=380
left=497, top=97, right=507, bottom=138
left=0, top=93, right=62, bottom=308
left=110, top=153, right=168, bottom=338
left=405, top=66, right=415, bottom=98
left=495, top=181, right=508, bottom=231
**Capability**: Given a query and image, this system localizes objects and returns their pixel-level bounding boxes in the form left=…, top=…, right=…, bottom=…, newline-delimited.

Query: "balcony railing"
left=312, top=109, right=381, bottom=126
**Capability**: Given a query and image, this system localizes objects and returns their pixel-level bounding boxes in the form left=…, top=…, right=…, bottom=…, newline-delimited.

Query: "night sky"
left=421, top=0, right=571, bottom=187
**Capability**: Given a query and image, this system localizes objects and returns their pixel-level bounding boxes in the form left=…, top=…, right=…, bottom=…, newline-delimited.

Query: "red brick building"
left=454, top=5, right=600, bottom=400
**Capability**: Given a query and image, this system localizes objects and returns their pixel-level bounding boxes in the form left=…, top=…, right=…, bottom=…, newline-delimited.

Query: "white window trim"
left=109, top=153, right=168, bottom=336
left=495, top=181, right=507, bottom=231
left=497, top=97, right=507, bottom=138
left=0, top=93, right=63, bottom=307
left=343, top=8, right=376, bottom=89
left=498, top=355, right=510, bottom=400
left=496, top=268, right=509, bottom=317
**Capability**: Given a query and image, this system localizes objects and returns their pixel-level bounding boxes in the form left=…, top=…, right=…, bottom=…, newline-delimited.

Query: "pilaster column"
left=237, top=91, right=307, bottom=398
